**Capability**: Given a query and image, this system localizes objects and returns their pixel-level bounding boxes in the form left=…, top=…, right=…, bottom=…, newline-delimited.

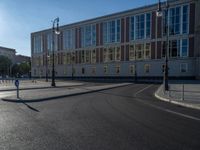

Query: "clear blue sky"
left=0, top=0, right=158, bottom=56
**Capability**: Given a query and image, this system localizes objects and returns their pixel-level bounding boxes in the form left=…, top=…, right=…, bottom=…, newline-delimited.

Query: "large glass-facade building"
left=31, top=0, right=200, bottom=80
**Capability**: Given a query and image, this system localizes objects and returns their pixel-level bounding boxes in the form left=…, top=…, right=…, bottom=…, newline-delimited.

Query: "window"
left=92, top=25, right=96, bottom=46
left=116, top=65, right=120, bottom=74
left=108, top=47, right=115, bottom=61
left=162, top=40, right=181, bottom=58
left=103, top=48, right=109, bottom=62
left=85, top=50, right=91, bottom=63
left=103, top=19, right=120, bottom=44
left=49, top=54, right=53, bottom=65
left=40, top=69, right=43, bottom=76
left=91, top=49, right=96, bottom=63
left=130, top=65, right=135, bottom=74
left=71, top=52, right=75, bottom=64
left=63, top=29, right=75, bottom=50
left=130, top=16, right=135, bottom=40
left=182, top=5, right=189, bottom=34
left=33, top=35, right=43, bottom=53
left=144, top=64, right=150, bottom=73
left=63, top=68, right=67, bottom=75
left=129, top=45, right=135, bottom=60
left=135, top=14, right=145, bottom=39
left=170, top=40, right=180, bottom=57
left=103, top=22, right=108, bottom=44
left=37, top=56, right=43, bottom=66
left=136, top=44, right=144, bottom=60
left=85, top=25, right=92, bottom=46
left=169, top=7, right=181, bottom=35
left=162, top=64, right=165, bottom=73
left=144, top=43, right=151, bottom=59
left=82, top=68, right=85, bottom=74
left=65, top=53, right=70, bottom=64
left=47, top=33, right=52, bottom=51
left=91, top=67, right=96, bottom=75
left=180, top=63, right=188, bottom=73
left=146, top=13, right=151, bottom=38
left=116, top=20, right=120, bottom=42
left=63, top=54, right=67, bottom=64
left=81, top=24, right=96, bottom=47
left=104, top=65, right=108, bottom=74
left=181, top=39, right=188, bottom=57
left=81, top=50, right=85, bottom=63
left=33, top=69, right=36, bottom=76
left=55, top=54, right=58, bottom=65
left=115, top=47, right=121, bottom=61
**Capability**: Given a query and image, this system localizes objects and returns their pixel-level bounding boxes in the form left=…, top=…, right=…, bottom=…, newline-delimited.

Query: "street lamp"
left=157, top=0, right=169, bottom=91
left=51, top=17, right=60, bottom=87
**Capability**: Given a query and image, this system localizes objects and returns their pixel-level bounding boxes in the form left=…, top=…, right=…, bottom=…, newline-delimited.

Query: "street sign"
left=15, top=80, right=19, bottom=87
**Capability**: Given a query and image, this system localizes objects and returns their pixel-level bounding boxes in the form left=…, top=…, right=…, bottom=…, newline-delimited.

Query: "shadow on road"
left=19, top=98, right=40, bottom=112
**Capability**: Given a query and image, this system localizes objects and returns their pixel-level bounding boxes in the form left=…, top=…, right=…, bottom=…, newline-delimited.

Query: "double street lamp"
left=157, top=0, right=169, bottom=91
left=51, top=17, right=60, bottom=87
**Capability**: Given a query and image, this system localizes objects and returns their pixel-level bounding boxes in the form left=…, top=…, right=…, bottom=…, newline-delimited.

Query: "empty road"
left=0, top=84, right=200, bottom=150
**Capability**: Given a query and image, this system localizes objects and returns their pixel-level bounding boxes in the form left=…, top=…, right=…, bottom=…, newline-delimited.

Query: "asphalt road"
left=0, top=84, right=200, bottom=150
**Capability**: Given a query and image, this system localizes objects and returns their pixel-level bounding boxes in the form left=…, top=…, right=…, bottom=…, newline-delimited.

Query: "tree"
left=12, top=62, right=31, bottom=77
left=19, top=62, right=31, bottom=75
left=0, top=55, right=12, bottom=77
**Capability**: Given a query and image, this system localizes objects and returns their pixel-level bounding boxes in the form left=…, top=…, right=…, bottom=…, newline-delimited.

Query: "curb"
left=0, top=84, right=84, bottom=92
left=2, top=83, right=132, bottom=103
left=154, top=87, right=200, bottom=110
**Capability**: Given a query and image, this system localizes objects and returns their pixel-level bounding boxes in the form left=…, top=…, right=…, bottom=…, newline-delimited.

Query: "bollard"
left=15, top=80, right=19, bottom=99
left=17, top=86, right=19, bottom=98
left=182, top=84, right=184, bottom=101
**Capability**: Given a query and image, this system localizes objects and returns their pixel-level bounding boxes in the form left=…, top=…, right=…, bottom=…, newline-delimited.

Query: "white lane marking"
left=165, top=109, right=200, bottom=121
left=133, top=85, right=200, bottom=122
left=137, top=99, right=200, bottom=121
left=134, top=84, right=153, bottom=97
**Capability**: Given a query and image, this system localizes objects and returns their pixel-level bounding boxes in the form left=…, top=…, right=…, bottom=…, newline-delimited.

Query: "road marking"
left=134, top=84, right=153, bottom=97
left=164, top=108, right=200, bottom=121
left=143, top=101, right=200, bottom=121
left=133, top=85, right=200, bottom=122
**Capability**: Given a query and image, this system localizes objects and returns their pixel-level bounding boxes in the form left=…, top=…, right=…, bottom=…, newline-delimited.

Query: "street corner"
left=155, top=84, right=200, bottom=111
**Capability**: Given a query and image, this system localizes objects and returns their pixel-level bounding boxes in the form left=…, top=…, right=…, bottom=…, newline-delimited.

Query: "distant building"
left=0, top=46, right=30, bottom=64
left=15, top=55, right=30, bottom=64
left=31, top=0, right=200, bottom=80
left=0, top=46, right=16, bottom=63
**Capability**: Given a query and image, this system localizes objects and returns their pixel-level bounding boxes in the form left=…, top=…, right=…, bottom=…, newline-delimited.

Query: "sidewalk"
left=155, top=83, right=200, bottom=110
left=0, top=80, right=84, bottom=91
left=2, top=83, right=131, bottom=103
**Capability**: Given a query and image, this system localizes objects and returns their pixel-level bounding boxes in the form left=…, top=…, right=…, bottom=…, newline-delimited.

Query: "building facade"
left=0, top=46, right=16, bottom=63
left=31, top=0, right=200, bottom=80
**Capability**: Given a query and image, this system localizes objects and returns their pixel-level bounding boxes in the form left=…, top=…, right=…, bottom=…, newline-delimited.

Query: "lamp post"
left=157, top=0, right=169, bottom=91
left=51, top=17, right=60, bottom=87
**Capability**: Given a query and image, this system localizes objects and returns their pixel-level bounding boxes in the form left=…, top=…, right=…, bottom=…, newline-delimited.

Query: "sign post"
left=15, top=80, right=19, bottom=99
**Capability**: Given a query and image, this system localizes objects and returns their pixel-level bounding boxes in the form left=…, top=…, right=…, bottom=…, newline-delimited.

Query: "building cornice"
left=31, top=0, right=195, bottom=35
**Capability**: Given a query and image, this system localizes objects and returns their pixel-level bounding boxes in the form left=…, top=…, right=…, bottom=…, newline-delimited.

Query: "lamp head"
left=157, top=0, right=163, bottom=17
